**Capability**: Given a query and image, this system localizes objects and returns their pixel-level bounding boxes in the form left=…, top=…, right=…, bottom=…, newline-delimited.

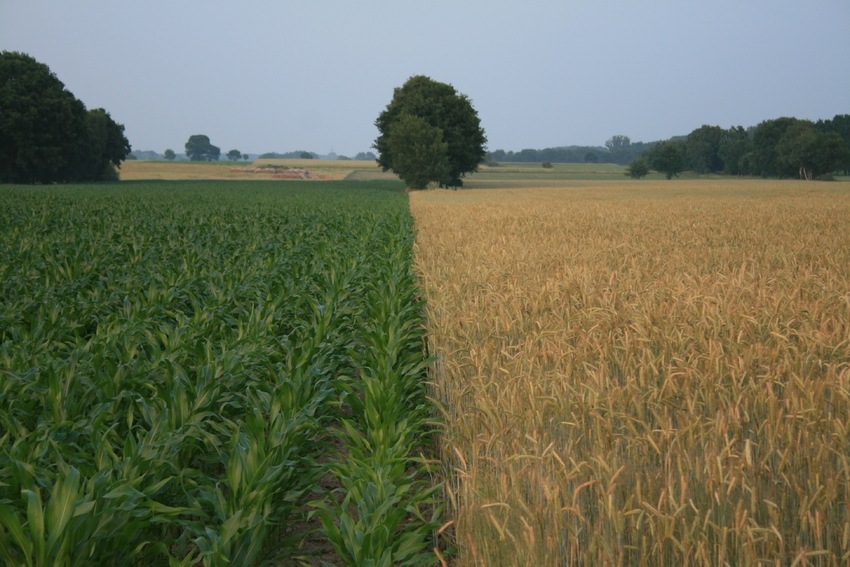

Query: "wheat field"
left=410, top=180, right=850, bottom=565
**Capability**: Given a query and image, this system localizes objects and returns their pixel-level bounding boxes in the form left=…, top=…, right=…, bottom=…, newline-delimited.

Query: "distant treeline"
left=490, top=114, right=850, bottom=179
left=645, top=115, right=850, bottom=179
left=489, top=136, right=652, bottom=166
left=258, top=151, right=377, bottom=161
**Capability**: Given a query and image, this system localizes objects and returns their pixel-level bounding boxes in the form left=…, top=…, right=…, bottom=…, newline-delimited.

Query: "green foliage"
left=603, top=135, right=635, bottom=164
left=164, top=149, right=176, bottom=161
left=624, top=157, right=649, bottom=179
left=686, top=124, right=724, bottom=173
left=718, top=126, right=750, bottom=175
left=385, top=114, right=450, bottom=189
left=745, top=117, right=800, bottom=177
left=258, top=151, right=316, bottom=159
left=0, top=180, right=438, bottom=565
left=739, top=117, right=850, bottom=179
left=184, top=135, right=220, bottom=161
left=817, top=114, right=850, bottom=174
left=605, top=135, right=631, bottom=152
left=776, top=121, right=849, bottom=179
left=313, top=213, right=440, bottom=565
left=491, top=141, right=655, bottom=166
left=633, top=114, right=850, bottom=180
left=0, top=51, right=129, bottom=183
left=374, top=75, right=487, bottom=188
left=77, top=108, right=131, bottom=181
left=225, top=149, right=242, bottom=161
left=647, top=140, right=686, bottom=179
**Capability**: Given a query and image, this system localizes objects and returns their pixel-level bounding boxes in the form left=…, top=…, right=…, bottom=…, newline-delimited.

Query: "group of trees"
left=176, top=136, right=248, bottom=162
left=0, top=51, right=130, bottom=183
left=258, top=151, right=317, bottom=160
left=627, top=116, right=850, bottom=180
left=488, top=136, right=654, bottom=166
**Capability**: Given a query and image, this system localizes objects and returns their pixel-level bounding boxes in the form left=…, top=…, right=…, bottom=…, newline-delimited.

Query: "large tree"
left=185, top=134, right=220, bottom=161
left=0, top=51, right=116, bottom=183
left=0, top=51, right=132, bottom=183
left=374, top=75, right=486, bottom=188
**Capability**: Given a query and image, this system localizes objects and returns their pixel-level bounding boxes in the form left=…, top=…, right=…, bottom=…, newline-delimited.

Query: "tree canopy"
left=647, top=140, right=686, bottom=179
left=384, top=113, right=450, bottom=189
left=686, top=125, right=724, bottom=174
left=185, top=135, right=221, bottom=161
left=374, top=75, right=486, bottom=188
left=0, top=51, right=130, bottom=183
left=625, top=157, right=650, bottom=179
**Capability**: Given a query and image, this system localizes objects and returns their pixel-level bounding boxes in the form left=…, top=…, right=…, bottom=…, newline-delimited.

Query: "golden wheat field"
left=410, top=179, right=850, bottom=566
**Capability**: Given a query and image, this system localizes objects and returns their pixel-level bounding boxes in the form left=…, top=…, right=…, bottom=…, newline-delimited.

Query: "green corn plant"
left=314, top=447, right=441, bottom=567
left=315, top=210, right=441, bottom=566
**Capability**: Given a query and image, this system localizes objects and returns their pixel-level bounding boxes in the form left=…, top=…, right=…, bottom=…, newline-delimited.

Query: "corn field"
left=0, top=181, right=439, bottom=566
left=411, top=180, right=850, bottom=566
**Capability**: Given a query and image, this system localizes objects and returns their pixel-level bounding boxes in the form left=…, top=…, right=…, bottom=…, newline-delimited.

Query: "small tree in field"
left=163, top=149, right=176, bottom=160
left=226, top=149, right=242, bottom=161
left=625, top=157, right=650, bottom=179
left=648, top=141, right=685, bottom=179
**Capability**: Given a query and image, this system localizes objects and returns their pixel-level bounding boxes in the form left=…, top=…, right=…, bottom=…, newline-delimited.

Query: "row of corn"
left=0, top=182, right=439, bottom=565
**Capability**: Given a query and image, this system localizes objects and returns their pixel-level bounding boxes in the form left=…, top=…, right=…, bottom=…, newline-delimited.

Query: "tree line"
left=0, top=52, right=130, bottom=184
left=490, top=115, right=850, bottom=181
left=488, top=135, right=653, bottom=166
left=628, top=116, right=850, bottom=180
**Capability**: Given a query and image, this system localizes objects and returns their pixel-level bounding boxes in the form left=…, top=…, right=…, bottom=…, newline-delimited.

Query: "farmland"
left=3, top=173, right=850, bottom=565
left=0, top=180, right=439, bottom=565
left=119, top=159, right=397, bottom=182
left=410, top=179, right=850, bottom=565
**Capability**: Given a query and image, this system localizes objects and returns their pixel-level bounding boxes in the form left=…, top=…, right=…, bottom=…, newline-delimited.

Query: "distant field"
left=119, top=160, right=847, bottom=185
left=120, top=159, right=396, bottom=181
left=411, top=179, right=850, bottom=565
left=472, top=161, right=627, bottom=182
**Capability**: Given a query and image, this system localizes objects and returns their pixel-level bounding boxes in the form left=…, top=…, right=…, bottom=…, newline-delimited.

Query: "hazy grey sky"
left=2, top=1, right=848, bottom=156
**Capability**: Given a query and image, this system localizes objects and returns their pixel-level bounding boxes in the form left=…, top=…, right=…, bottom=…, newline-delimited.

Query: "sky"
left=2, top=0, right=848, bottom=157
